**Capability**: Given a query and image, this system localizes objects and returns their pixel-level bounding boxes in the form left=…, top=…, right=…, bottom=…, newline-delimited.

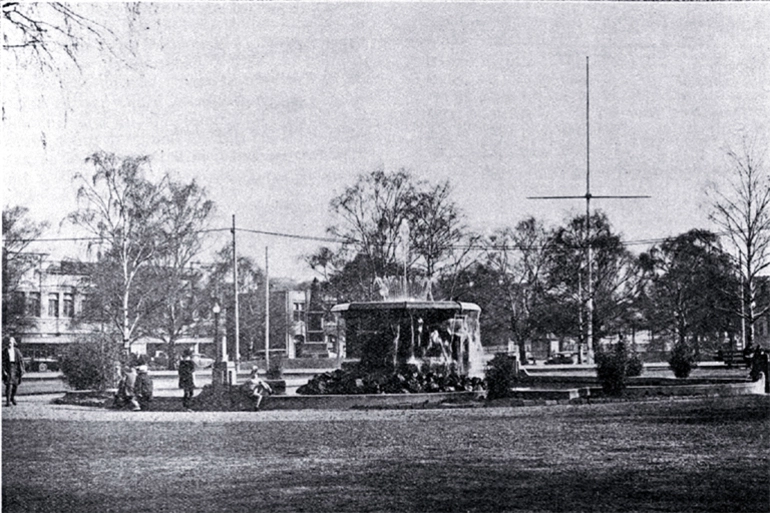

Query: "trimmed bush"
left=596, top=341, right=630, bottom=396
left=485, top=353, right=520, bottom=400
left=60, top=334, right=122, bottom=391
left=669, top=340, right=697, bottom=378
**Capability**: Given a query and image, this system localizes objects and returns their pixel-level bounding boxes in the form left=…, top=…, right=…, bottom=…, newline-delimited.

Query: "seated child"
left=242, top=367, right=272, bottom=411
left=114, top=365, right=141, bottom=411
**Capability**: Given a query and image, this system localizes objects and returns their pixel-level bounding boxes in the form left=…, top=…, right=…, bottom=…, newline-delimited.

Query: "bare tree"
left=708, top=135, right=770, bottom=348
left=2, top=2, right=142, bottom=74
left=410, top=180, right=468, bottom=300
left=484, top=218, right=552, bottom=361
left=147, top=180, right=215, bottom=366
left=327, top=169, right=415, bottom=298
left=67, top=152, right=168, bottom=350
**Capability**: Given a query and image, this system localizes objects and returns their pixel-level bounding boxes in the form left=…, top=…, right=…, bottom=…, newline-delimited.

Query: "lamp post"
left=212, top=300, right=226, bottom=386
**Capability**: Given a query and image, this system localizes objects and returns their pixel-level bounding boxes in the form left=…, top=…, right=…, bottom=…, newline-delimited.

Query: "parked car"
left=23, top=356, right=61, bottom=372
left=544, top=352, right=575, bottom=365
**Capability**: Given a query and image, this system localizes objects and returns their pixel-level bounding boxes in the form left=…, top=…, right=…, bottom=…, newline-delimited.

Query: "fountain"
left=294, top=300, right=486, bottom=396
left=331, top=300, right=486, bottom=378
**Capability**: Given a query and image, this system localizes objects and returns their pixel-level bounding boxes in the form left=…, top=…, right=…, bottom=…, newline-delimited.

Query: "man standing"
left=2, top=337, right=25, bottom=406
left=178, top=349, right=196, bottom=411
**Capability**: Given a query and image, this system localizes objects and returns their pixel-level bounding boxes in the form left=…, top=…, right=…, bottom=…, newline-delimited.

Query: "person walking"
left=2, top=337, right=25, bottom=406
left=178, top=349, right=196, bottom=411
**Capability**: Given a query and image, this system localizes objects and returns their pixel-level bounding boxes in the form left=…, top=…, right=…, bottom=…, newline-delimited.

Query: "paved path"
left=1, top=392, right=585, bottom=425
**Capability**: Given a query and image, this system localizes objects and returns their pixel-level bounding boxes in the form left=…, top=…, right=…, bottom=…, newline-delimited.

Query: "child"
left=134, top=363, right=153, bottom=411
left=243, top=367, right=272, bottom=411
left=114, top=365, right=140, bottom=411
left=178, top=349, right=196, bottom=411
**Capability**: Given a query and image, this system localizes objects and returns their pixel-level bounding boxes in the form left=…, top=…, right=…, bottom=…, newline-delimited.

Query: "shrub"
left=61, top=334, right=122, bottom=391
left=485, top=353, right=520, bottom=400
left=596, top=342, right=629, bottom=396
left=669, top=340, right=697, bottom=378
left=296, top=361, right=484, bottom=395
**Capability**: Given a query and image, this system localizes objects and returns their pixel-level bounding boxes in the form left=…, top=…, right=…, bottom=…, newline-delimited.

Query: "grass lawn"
left=3, top=396, right=769, bottom=513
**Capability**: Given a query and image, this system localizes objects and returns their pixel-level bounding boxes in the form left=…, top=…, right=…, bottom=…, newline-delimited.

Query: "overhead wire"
left=13, top=226, right=730, bottom=253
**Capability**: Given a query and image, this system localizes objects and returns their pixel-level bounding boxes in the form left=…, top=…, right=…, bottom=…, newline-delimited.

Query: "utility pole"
left=265, top=245, right=270, bottom=371
left=232, top=215, right=240, bottom=370
left=529, top=56, right=649, bottom=364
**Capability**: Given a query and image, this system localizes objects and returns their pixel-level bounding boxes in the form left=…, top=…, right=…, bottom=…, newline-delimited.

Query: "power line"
left=11, top=226, right=730, bottom=251
left=235, top=227, right=346, bottom=244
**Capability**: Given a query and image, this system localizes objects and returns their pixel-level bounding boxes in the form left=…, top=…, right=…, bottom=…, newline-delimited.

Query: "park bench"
left=714, top=349, right=748, bottom=368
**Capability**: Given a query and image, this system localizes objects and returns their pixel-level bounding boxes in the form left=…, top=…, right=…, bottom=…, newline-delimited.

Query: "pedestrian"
left=178, top=348, right=196, bottom=411
left=750, top=346, right=768, bottom=382
left=134, top=362, right=154, bottom=410
left=2, top=337, right=25, bottom=406
left=114, top=364, right=141, bottom=411
left=243, top=366, right=272, bottom=411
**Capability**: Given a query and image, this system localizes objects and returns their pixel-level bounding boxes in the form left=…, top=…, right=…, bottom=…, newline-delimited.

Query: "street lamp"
left=212, top=300, right=225, bottom=386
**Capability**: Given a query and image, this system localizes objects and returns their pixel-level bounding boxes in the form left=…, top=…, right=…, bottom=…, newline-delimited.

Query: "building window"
left=26, top=292, right=41, bottom=317
left=48, top=293, right=59, bottom=317
left=10, top=291, right=25, bottom=316
left=293, top=302, right=305, bottom=322
left=63, top=293, right=74, bottom=317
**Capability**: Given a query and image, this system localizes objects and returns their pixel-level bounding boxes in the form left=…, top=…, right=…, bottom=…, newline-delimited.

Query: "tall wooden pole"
left=585, top=56, right=594, bottom=363
left=232, top=215, right=240, bottom=369
left=265, top=245, right=270, bottom=370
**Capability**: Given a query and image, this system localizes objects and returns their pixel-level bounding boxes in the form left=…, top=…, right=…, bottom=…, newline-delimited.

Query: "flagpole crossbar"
left=526, top=57, right=650, bottom=365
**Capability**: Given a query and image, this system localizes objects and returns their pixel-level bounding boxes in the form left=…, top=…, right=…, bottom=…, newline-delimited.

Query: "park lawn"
left=3, top=396, right=769, bottom=513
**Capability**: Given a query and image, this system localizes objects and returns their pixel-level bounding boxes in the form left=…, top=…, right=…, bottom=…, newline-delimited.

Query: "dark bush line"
left=297, top=362, right=485, bottom=395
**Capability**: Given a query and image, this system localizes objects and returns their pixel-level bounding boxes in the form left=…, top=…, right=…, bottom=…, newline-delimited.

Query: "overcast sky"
left=3, top=2, right=769, bottom=279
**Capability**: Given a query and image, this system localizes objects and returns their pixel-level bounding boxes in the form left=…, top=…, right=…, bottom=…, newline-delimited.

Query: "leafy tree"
left=708, top=135, right=770, bottom=348
left=639, top=229, right=740, bottom=357
left=2, top=205, right=48, bottom=335
left=543, top=212, right=641, bottom=359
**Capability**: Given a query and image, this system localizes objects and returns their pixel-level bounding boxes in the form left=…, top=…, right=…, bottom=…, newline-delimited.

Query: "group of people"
left=176, top=348, right=272, bottom=411
left=113, top=361, right=154, bottom=411
left=3, top=335, right=274, bottom=411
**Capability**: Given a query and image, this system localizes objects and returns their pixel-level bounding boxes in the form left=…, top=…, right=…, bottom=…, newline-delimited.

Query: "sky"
left=2, top=2, right=769, bottom=280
